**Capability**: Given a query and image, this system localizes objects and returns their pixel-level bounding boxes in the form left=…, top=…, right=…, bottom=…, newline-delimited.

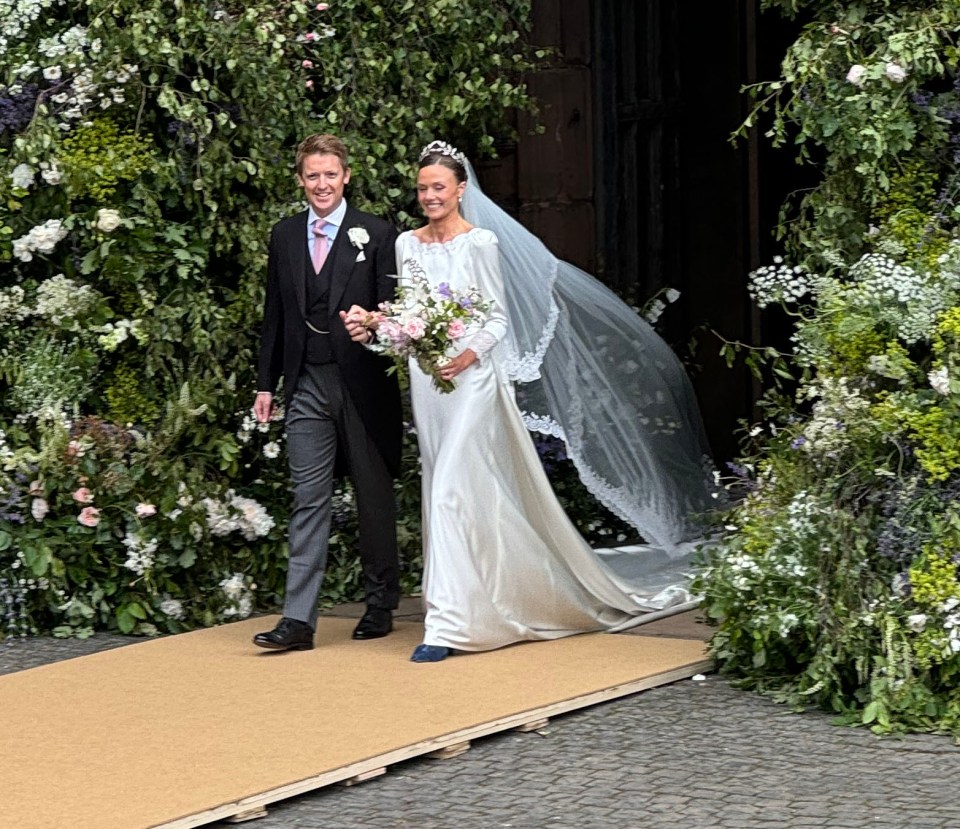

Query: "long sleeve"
left=463, top=234, right=508, bottom=360
left=257, top=225, right=285, bottom=392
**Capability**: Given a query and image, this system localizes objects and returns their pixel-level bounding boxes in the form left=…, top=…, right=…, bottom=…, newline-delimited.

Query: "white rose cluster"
left=202, top=490, right=275, bottom=541
left=219, top=572, right=256, bottom=619
left=10, top=162, right=34, bottom=189
left=748, top=256, right=814, bottom=309
left=12, top=218, right=68, bottom=261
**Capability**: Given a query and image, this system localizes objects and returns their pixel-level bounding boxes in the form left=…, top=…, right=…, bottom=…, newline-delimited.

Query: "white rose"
left=347, top=226, right=370, bottom=248
left=846, top=64, right=867, bottom=86
left=928, top=366, right=950, bottom=396
left=11, top=163, right=35, bottom=190
left=41, top=164, right=62, bottom=185
left=884, top=62, right=907, bottom=83
left=12, top=237, right=33, bottom=262
left=95, top=208, right=122, bottom=233
left=907, top=613, right=927, bottom=633
left=31, top=498, right=49, bottom=522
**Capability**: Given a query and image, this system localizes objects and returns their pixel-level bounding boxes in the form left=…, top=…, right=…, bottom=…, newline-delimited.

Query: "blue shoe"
left=411, top=644, right=450, bottom=662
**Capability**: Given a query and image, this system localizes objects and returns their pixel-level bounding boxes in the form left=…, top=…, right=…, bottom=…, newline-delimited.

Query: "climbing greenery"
left=0, top=0, right=549, bottom=637
left=702, top=1, right=960, bottom=737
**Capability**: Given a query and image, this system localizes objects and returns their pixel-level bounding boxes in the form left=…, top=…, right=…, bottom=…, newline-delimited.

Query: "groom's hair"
left=296, top=134, right=350, bottom=174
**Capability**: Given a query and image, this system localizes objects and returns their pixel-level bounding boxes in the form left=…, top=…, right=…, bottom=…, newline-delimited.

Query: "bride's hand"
left=438, top=349, right=477, bottom=381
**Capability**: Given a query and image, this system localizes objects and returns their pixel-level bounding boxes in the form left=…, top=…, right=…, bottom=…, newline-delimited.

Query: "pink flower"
left=447, top=319, right=466, bottom=339
left=77, top=506, right=101, bottom=528
left=302, top=59, right=314, bottom=68
left=135, top=503, right=157, bottom=518
left=304, top=31, right=317, bottom=41
left=317, top=2, right=329, bottom=9
left=305, top=80, right=314, bottom=89
left=72, top=487, right=94, bottom=504
left=402, top=318, right=426, bottom=339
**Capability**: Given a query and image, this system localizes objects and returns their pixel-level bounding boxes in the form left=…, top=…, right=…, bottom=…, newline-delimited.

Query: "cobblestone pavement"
left=4, top=631, right=960, bottom=829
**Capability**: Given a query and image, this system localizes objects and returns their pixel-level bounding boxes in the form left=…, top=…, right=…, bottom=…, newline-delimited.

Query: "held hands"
left=438, top=348, right=478, bottom=382
left=340, top=304, right=379, bottom=344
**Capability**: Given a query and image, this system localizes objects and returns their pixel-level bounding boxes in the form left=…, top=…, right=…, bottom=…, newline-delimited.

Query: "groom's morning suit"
left=257, top=199, right=402, bottom=630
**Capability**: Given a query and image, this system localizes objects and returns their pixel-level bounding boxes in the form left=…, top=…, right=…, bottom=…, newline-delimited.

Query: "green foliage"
left=706, top=0, right=960, bottom=737
left=738, top=2, right=960, bottom=269
left=0, top=0, right=542, bottom=636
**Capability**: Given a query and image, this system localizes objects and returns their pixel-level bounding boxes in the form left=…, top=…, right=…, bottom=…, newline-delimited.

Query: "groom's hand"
left=253, top=392, right=274, bottom=424
left=340, top=306, right=374, bottom=343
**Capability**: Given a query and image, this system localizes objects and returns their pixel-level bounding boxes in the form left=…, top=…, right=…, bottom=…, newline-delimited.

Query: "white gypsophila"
left=885, top=62, right=907, bottom=83
left=121, top=532, right=158, bottom=575
left=929, top=366, right=950, bottom=396
left=95, top=208, right=122, bottom=233
left=778, top=612, right=800, bottom=638
left=34, top=274, right=99, bottom=326
left=748, top=256, right=814, bottom=308
left=10, top=163, right=35, bottom=189
left=159, top=597, right=185, bottom=620
left=798, top=376, right=871, bottom=455
left=0, top=286, right=30, bottom=326
left=0, top=0, right=61, bottom=57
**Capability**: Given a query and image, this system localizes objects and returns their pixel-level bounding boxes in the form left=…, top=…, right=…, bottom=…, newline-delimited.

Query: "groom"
left=252, top=133, right=402, bottom=651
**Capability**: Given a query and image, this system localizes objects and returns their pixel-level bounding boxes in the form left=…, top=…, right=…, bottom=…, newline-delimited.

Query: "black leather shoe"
left=352, top=607, right=393, bottom=640
left=253, top=617, right=314, bottom=651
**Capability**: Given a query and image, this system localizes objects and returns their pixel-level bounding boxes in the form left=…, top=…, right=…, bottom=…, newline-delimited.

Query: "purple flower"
left=791, top=436, right=807, bottom=449
left=437, top=282, right=452, bottom=299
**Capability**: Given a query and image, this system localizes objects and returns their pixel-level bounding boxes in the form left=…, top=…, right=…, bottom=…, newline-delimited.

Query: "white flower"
left=10, top=163, right=35, bottom=189
left=347, top=227, right=370, bottom=249
left=884, top=62, right=907, bottom=83
left=31, top=498, right=49, bottom=522
left=846, top=64, right=867, bottom=86
left=41, top=164, right=62, bottom=185
left=262, top=441, right=281, bottom=459
left=95, top=208, right=122, bottom=233
left=907, top=613, right=927, bottom=632
left=665, top=288, right=681, bottom=303
left=160, top=597, right=185, bottom=620
left=929, top=366, right=950, bottom=395
left=42, top=65, right=62, bottom=81
left=135, top=502, right=157, bottom=518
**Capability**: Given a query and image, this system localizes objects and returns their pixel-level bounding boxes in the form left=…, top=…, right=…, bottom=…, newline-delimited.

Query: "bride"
left=344, top=141, right=717, bottom=662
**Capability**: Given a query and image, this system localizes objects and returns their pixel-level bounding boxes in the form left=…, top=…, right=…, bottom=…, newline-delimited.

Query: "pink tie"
left=311, top=219, right=329, bottom=273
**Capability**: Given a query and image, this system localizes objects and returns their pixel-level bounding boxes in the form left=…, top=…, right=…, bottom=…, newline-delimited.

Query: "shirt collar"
left=308, top=198, right=348, bottom=232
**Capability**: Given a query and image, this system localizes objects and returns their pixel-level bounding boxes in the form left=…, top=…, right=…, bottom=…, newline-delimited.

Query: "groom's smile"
left=297, top=152, right=351, bottom=218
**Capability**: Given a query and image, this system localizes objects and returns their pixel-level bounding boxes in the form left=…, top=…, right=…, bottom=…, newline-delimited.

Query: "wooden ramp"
left=0, top=616, right=711, bottom=829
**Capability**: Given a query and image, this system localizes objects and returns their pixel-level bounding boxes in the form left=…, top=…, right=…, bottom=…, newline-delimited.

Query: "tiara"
left=419, top=140, right=467, bottom=168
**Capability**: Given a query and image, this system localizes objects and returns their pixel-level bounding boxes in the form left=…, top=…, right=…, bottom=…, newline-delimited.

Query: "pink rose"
left=305, top=80, right=314, bottom=89
left=72, top=487, right=94, bottom=504
left=447, top=319, right=466, bottom=339
left=302, top=59, right=314, bottom=68
left=77, top=506, right=101, bottom=528
left=402, top=318, right=426, bottom=339
left=317, top=2, right=329, bottom=9
left=135, top=503, right=157, bottom=518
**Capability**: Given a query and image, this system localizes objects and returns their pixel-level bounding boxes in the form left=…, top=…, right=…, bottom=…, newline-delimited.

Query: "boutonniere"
left=347, top=226, right=370, bottom=262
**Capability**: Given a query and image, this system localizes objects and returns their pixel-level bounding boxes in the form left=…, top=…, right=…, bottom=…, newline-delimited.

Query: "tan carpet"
left=0, top=617, right=710, bottom=829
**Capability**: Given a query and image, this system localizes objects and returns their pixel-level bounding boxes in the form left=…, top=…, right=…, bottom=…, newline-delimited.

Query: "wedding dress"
left=398, top=228, right=714, bottom=652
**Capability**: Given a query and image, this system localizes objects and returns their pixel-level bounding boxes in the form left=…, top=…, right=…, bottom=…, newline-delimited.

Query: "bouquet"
left=368, top=258, right=491, bottom=393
